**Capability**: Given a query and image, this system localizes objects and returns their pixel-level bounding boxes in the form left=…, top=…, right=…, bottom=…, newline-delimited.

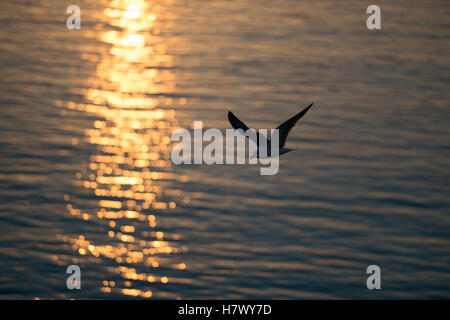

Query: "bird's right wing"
left=228, top=111, right=260, bottom=146
left=276, top=103, right=313, bottom=148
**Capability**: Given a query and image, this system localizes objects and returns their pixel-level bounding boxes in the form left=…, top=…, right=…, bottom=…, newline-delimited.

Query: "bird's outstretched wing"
left=228, top=111, right=250, bottom=132
left=228, top=111, right=261, bottom=146
left=276, top=103, right=313, bottom=148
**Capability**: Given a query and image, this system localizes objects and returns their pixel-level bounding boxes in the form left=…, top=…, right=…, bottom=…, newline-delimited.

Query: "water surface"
left=0, top=0, right=449, bottom=299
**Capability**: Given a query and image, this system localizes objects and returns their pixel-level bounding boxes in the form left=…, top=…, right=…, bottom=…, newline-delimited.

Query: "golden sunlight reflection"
left=62, top=0, right=189, bottom=298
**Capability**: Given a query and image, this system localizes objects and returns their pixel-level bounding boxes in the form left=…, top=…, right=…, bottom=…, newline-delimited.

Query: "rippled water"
left=0, top=0, right=449, bottom=299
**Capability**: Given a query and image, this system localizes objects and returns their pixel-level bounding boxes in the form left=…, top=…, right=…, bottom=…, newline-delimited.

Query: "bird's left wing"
left=228, top=111, right=261, bottom=146
left=276, top=103, right=313, bottom=148
left=228, top=111, right=250, bottom=131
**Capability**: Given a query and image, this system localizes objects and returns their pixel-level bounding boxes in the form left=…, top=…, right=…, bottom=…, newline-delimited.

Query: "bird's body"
left=228, top=103, right=313, bottom=158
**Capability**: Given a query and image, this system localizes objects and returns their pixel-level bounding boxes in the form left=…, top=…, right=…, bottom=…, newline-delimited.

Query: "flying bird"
left=228, top=103, right=313, bottom=158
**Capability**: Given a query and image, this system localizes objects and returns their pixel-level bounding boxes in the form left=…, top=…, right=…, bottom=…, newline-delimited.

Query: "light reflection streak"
left=63, top=0, right=187, bottom=298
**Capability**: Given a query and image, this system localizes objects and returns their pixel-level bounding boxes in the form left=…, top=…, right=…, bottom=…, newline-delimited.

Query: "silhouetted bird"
left=228, top=103, right=313, bottom=158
